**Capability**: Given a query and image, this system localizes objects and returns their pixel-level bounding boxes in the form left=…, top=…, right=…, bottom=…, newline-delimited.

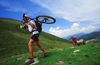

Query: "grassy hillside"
left=1, top=39, right=100, bottom=65
left=78, top=31, right=100, bottom=41
left=0, top=18, right=72, bottom=60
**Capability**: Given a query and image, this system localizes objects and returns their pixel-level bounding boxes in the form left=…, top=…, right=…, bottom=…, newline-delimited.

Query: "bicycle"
left=35, top=15, right=56, bottom=24
left=21, top=13, right=56, bottom=24
left=20, top=13, right=56, bottom=29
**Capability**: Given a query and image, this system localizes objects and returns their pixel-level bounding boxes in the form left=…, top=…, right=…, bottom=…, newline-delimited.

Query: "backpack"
left=34, top=20, right=42, bottom=33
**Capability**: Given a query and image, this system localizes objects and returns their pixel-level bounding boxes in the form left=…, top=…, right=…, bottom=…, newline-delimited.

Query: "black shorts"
left=31, top=34, right=39, bottom=41
left=73, top=42, right=77, bottom=45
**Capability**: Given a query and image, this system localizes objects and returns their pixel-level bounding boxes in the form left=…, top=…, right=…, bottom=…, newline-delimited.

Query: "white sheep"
left=77, top=39, right=85, bottom=45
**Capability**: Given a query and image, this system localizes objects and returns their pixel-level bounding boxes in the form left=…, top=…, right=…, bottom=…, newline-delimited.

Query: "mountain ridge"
left=0, top=17, right=72, bottom=60
left=65, top=29, right=100, bottom=41
left=78, top=31, right=100, bottom=41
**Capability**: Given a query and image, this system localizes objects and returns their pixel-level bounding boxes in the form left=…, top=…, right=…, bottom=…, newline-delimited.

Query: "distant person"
left=22, top=14, right=48, bottom=65
left=69, top=36, right=77, bottom=47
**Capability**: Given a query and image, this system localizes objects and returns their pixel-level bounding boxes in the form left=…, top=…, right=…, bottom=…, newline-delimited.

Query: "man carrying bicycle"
left=22, top=14, right=48, bottom=65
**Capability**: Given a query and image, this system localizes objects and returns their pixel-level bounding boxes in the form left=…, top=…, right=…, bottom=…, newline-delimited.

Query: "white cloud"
left=32, top=0, right=100, bottom=24
left=49, top=23, right=100, bottom=38
left=80, top=25, right=100, bottom=33
left=56, top=26, right=60, bottom=29
left=32, top=0, right=100, bottom=37
left=71, top=23, right=80, bottom=29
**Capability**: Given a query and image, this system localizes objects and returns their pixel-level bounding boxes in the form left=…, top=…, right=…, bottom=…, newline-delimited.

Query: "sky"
left=0, top=0, right=100, bottom=38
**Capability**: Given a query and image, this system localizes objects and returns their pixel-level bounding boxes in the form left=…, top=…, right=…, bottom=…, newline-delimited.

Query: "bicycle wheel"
left=35, top=15, right=56, bottom=24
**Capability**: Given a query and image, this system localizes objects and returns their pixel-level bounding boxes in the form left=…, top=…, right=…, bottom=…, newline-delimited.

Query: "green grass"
left=0, top=18, right=72, bottom=60
left=0, top=18, right=100, bottom=65
left=1, top=40, right=100, bottom=65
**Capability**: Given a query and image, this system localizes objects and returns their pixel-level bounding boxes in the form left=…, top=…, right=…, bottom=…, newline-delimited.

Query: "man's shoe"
left=41, top=53, right=48, bottom=58
left=25, top=58, right=39, bottom=65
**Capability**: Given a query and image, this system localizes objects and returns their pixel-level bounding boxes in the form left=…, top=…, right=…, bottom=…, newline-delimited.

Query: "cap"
left=23, top=13, right=29, bottom=20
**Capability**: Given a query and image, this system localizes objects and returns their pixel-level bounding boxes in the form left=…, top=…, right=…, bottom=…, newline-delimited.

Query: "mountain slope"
left=0, top=18, right=72, bottom=60
left=78, top=31, right=100, bottom=41
left=1, top=39, right=100, bottom=65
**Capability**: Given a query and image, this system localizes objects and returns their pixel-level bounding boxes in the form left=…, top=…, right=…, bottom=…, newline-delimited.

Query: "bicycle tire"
left=35, top=15, right=56, bottom=24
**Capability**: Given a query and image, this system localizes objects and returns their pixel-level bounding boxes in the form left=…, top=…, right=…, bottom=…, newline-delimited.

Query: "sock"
left=29, top=58, right=33, bottom=60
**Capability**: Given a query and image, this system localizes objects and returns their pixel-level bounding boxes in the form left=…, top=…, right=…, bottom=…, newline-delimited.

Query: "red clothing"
left=72, top=38, right=76, bottom=42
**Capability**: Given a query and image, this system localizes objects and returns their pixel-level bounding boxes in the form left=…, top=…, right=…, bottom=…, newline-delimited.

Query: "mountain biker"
left=22, top=14, right=48, bottom=65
